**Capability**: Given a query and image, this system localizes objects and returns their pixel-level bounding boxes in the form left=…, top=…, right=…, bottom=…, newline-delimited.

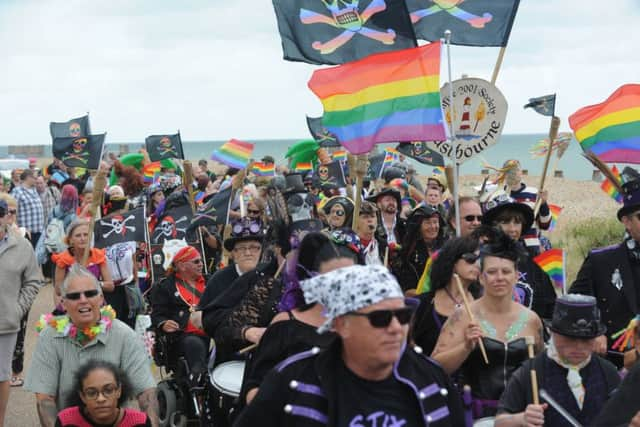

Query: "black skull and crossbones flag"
left=50, top=115, right=91, bottom=139
left=145, top=133, right=184, bottom=161
left=52, top=133, right=105, bottom=169
left=312, top=160, right=346, bottom=189
left=94, top=207, right=146, bottom=248
left=395, top=142, right=444, bottom=166
left=151, top=204, right=194, bottom=244
left=272, top=0, right=417, bottom=65
left=306, top=116, right=340, bottom=148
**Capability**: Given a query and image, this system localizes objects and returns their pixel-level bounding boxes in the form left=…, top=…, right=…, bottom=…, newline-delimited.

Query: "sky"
left=1, top=0, right=639, bottom=145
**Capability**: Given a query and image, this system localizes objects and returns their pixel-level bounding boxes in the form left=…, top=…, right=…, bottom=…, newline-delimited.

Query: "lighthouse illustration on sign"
left=459, top=97, right=472, bottom=135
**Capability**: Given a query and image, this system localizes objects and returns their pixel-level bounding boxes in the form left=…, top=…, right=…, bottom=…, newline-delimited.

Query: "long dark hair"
left=429, top=236, right=480, bottom=294
left=401, top=206, right=447, bottom=259
left=65, top=359, right=133, bottom=409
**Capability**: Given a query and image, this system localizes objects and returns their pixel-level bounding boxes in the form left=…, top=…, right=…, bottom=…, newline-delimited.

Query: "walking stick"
left=525, top=335, right=540, bottom=404
left=453, top=274, right=489, bottom=364
left=533, top=116, right=561, bottom=217
left=82, top=169, right=107, bottom=266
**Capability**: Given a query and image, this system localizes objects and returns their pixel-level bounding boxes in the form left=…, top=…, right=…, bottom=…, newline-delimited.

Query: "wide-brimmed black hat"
left=366, top=187, right=402, bottom=209
left=322, top=196, right=354, bottom=215
left=550, top=294, right=606, bottom=339
left=481, top=191, right=534, bottom=232
left=617, top=175, right=640, bottom=220
left=283, top=173, right=306, bottom=194
left=224, top=218, right=265, bottom=251
left=407, top=204, right=445, bottom=228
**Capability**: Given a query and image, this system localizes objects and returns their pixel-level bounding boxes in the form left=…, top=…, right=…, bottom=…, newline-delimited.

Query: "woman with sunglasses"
left=432, top=230, right=544, bottom=420
left=411, top=236, right=481, bottom=357
left=56, top=360, right=150, bottom=426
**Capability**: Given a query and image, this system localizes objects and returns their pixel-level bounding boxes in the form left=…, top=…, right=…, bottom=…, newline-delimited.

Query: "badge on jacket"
left=611, top=268, right=623, bottom=291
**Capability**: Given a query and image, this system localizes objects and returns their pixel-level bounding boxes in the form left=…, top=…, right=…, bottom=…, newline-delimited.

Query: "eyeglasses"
left=460, top=253, right=480, bottom=264
left=233, top=244, right=262, bottom=253
left=188, top=259, right=203, bottom=265
left=82, top=384, right=119, bottom=400
left=64, top=289, right=101, bottom=300
left=346, top=307, right=415, bottom=328
left=463, top=215, right=483, bottom=222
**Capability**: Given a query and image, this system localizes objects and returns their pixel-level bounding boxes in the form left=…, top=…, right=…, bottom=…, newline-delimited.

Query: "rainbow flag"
left=569, top=84, right=640, bottom=163
left=142, top=162, right=161, bottom=184
left=432, top=166, right=445, bottom=175
left=308, top=43, right=446, bottom=155
left=211, top=139, right=254, bottom=169
left=252, top=161, right=275, bottom=177
left=295, top=162, right=313, bottom=173
left=332, top=150, right=347, bottom=162
left=383, top=147, right=400, bottom=167
left=194, top=191, right=206, bottom=205
left=600, top=165, right=624, bottom=204
left=548, top=204, right=562, bottom=231
left=534, top=249, right=564, bottom=291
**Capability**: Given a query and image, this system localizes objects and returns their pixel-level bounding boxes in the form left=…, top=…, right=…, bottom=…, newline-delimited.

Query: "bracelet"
left=241, top=326, right=250, bottom=341
left=98, top=281, right=104, bottom=288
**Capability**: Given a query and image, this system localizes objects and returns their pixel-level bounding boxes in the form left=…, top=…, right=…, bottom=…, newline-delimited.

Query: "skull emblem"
left=318, top=165, right=330, bottom=181
left=69, top=122, right=82, bottom=137
left=72, top=137, right=88, bottom=154
left=286, top=192, right=313, bottom=222
left=100, top=214, right=136, bottom=239
left=153, top=215, right=189, bottom=243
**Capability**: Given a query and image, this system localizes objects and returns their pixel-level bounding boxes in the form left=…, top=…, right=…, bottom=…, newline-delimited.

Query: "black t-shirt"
left=335, top=360, right=422, bottom=427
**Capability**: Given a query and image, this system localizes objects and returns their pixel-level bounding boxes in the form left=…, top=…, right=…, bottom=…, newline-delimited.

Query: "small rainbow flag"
left=308, top=42, right=445, bottom=155
left=295, top=162, right=313, bottom=173
left=432, top=166, right=445, bottom=175
left=534, top=248, right=565, bottom=291
left=332, top=150, right=347, bottom=162
left=194, top=191, right=206, bottom=205
left=142, top=162, right=161, bottom=184
left=211, top=139, right=254, bottom=169
left=252, top=161, right=275, bottom=177
left=382, top=147, right=400, bottom=167
left=600, top=165, right=624, bottom=204
left=416, top=251, right=439, bottom=295
left=548, top=204, right=562, bottom=231
left=569, top=84, right=640, bottom=163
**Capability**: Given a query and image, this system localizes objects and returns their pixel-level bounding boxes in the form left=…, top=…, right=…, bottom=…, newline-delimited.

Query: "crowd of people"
left=1, top=150, right=640, bottom=427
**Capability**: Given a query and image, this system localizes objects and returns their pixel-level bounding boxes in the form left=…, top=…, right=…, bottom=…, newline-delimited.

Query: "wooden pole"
left=82, top=170, right=107, bottom=266
left=453, top=274, right=489, bottom=364
left=534, top=116, right=561, bottom=217
left=525, top=336, right=540, bottom=404
left=351, top=154, right=368, bottom=230
left=491, top=47, right=507, bottom=85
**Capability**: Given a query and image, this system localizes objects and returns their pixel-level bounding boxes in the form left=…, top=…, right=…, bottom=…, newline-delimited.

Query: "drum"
left=209, top=360, right=246, bottom=421
left=473, top=417, right=495, bottom=427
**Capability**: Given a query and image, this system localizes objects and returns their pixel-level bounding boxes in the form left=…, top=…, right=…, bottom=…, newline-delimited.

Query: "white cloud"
left=0, top=0, right=638, bottom=145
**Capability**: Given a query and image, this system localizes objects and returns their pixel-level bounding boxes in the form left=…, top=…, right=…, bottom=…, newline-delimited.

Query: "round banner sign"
left=427, top=78, right=508, bottom=164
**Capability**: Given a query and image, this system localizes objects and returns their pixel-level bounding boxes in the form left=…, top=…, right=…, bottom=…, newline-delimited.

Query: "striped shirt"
left=24, top=319, right=156, bottom=409
left=11, top=185, right=44, bottom=233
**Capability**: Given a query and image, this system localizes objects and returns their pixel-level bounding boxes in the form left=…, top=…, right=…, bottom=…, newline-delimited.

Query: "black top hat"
left=481, top=191, right=534, bottom=233
left=617, top=171, right=640, bottom=220
left=223, top=218, right=265, bottom=251
left=283, top=173, right=306, bottom=194
left=366, top=187, right=402, bottom=209
left=382, top=166, right=406, bottom=183
left=550, top=294, right=606, bottom=339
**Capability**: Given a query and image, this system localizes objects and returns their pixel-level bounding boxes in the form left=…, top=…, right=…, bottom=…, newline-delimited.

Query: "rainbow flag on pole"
left=534, top=249, right=565, bottom=292
left=211, top=139, right=254, bottom=169
left=308, top=42, right=446, bottom=155
left=142, top=162, right=161, bottom=184
left=295, top=162, right=313, bottom=173
left=332, top=150, right=347, bottom=163
left=600, top=165, right=624, bottom=203
left=252, top=162, right=275, bottom=177
left=569, top=84, right=640, bottom=163
left=548, top=204, right=562, bottom=231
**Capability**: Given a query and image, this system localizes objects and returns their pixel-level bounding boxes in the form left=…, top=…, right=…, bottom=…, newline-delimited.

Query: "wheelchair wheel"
left=169, top=412, right=187, bottom=427
left=158, top=380, right=178, bottom=427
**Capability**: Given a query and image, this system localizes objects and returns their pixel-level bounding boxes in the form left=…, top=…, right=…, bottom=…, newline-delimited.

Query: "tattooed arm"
left=431, top=307, right=479, bottom=374
left=138, top=388, right=160, bottom=427
left=35, top=394, right=57, bottom=427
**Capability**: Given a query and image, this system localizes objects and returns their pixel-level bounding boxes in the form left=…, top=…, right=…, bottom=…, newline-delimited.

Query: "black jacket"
left=234, top=340, right=465, bottom=427
left=149, top=275, right=192, bottom=333
left=592, top=360, right=640, bottom=426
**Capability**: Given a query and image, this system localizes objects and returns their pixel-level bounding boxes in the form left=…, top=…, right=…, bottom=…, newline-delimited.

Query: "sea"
left=0, top=133, right=598, bottom=181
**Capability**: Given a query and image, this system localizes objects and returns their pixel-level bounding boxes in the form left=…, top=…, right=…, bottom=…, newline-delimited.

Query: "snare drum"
left=473, top=417, right=495, bottom=427
left=209, top=360, right=246, bottom=412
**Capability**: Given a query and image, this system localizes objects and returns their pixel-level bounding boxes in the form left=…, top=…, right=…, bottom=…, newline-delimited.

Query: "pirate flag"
left=188, top=186, right=234, bottom=232
left=313, top=160, right=346, bottom=189
left=145, top=133, right=184, bottom=161
left=151, top=204, right=193, bottom=244
left=366, top=152, right=385, bottom=181
left=272, top=0, right=417, bottom=65
left=306, top=116, right=340, bottom=148
left=524, top=94, right=556, bottom=117
left=93, top=207, right=146, bottom=249
left=52, top=134, right=105, bottom=169
left=50, top=115, right=91, bottom=139
left=396, top=142, right=445, bottom=166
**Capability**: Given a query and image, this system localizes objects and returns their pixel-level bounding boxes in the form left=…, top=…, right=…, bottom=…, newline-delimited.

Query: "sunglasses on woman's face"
left=346, top=306, right=414, bottom=328
left=460, top=253, right=480, bottom=264
left=65, top=289, right=100, bottom=300
left=247, top=209, right=261, bottom=215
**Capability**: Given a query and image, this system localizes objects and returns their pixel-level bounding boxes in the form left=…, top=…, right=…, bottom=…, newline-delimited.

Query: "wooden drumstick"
left=238, top=343, right=258, bottom=355
left=453, top=273, right=489, bottom=365
left=525, top=335, right=540, bottom=404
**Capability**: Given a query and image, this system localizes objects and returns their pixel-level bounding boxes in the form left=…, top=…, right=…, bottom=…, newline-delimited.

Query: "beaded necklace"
left=36, top=306, right=116, bottom=344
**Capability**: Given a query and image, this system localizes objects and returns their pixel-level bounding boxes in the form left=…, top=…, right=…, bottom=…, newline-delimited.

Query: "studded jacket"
left=234, top=340, right=466, bottom=427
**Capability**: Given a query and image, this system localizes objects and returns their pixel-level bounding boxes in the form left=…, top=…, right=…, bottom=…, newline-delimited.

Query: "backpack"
left=44, top=217, right=67, bottom=254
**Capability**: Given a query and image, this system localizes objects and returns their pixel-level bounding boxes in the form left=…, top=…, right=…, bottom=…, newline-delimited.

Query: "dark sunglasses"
left=7, top=209, right=17, bottom=215
left=65, top=289, right=100, bottom=300
left=463, top=215, right=483, bottom=222
left=189, top=259, right=203, bottom=265
left=247, top=209, right=261, bottom=215
left=347, top=307, right=414, bottom=328
left=460, top=252, right=480, bottom=264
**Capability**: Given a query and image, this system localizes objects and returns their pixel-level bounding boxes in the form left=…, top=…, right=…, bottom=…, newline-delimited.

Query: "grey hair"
left=61, top=263, right=102, bottom=296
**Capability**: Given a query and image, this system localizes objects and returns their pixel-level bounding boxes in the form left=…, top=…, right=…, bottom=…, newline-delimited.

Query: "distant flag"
left=395, top=141, right=445, bottom=166
left=142, top=162, right=162, bottom=184
left=145, top=133, right=184, bottom=161
left=313, top=160, right=346, bottom=189
left=569, top=84, right=640, bottom=163
left=380, top=147, right=400, bottom=176
left=529, top=132, right=572, bottom=159
left=407, top=0, right=520, bottom=47
left=272, top=0, right=417, bottom=65
left=252, top=161, right=276, bottom=177
left=534, top=248, right=565, bottom=292
left=600, top=165, right=624, bottom=204
left=211, top=139, right=254, bottom=170
left=306, top=116, right=340, bottom=147
left=432, top=166, right=445, bottom=175
left=366, top=153, right=385, bottom=181
left=308, top=42, right=445, bottom=155
left=295, top=162, right=313, bottom=173
left=194, top=191, right=206, bottom=205
left=192, top=186, right=234, bottom=228
left=332, top=149, right=347, bottom=163
left=52, top=134, right=105, bottom=170
left=548, top=204, right=562, bottom=231
left=524, top=94, right=556, bottom=117
left=50, top=115, right=91, bottom=139
left=416, top=251, right=438, bottom=294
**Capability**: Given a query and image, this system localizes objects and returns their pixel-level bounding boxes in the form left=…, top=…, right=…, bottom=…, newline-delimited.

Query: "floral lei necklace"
left=36, top=306, right=116, bottom=344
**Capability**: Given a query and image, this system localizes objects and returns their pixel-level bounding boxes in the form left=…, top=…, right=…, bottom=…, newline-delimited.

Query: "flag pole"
left=490, top=47, right=507, bottom=85
left=351, top=154, right=368, bottom=230
left=533, top=116, right=560, bottom=217
left=444, top=30, right=461, bottom=237
left=561, top=249, right=567, bottom=295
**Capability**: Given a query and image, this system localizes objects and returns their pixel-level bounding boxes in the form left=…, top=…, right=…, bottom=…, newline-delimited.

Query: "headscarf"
left=60, top=184, right=79, bottom=214
left=172, top=246, right=200, bottom=265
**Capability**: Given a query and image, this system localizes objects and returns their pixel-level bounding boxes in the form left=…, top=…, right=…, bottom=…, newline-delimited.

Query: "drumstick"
left=525, top=335, right=540, bottom=405
left=453, top=273, right=489, bottom=365
left=238, top=343, right=258, bottom=355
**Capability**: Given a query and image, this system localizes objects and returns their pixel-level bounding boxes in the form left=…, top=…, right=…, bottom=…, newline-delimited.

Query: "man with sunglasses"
left=235, top=265, right=464, bottom=426
left=0, top=199, right=43, bottom=426
left=571, top=173, right=640, bottom=368
left=448, top=196, right=483, bottom=238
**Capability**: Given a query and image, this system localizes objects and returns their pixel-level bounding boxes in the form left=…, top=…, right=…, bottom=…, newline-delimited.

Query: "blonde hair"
left=64, top=218, right=90, bottom=247
left=0, top=193, right=17, bottom=209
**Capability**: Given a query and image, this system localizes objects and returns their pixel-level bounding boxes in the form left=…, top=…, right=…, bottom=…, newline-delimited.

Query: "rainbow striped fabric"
left=295, top=162, right=313, bottom=173
left=211, top=139, right=254, bottom=169
left=332, top=150, right=347, bottom=162
left=252, top=161, right=275, bottom=177
left=142, top=162, right=161, bottom=184
left=548, top=204, right=562, bottom=231
left=533, top=249, right=564, bottom=290
left=308, top=43, right=446, bottom=155
left=600, top=165, right=623, bottom=204
left=569, top=84, right=640, bottom=163
left=416, top=251, right=438, bottom=295
left=383, top=147, right=400, bottom=166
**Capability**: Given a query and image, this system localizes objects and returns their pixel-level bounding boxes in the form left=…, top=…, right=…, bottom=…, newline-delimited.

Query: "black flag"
left=306, top=116, right=340, bottom=148
left=366, top=153, right=385, bottom=180
left=524, top=94, right=556, bottom=117
left=272, top=0, right=417, bottom=65
left=313, top=160, right=346, bottom=189
left=145, top=133, right=184, bottom=161
left=52, top=134, right=105, bottom=169
left=94, top=207, right=146, bottom=248
left=188, top=186, right=234, bottom=232
left=50, top=115, right=91, bottom=139
left=151, top=204, right=193, bottom=244
left=396, top=142, right=445, bottom=166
